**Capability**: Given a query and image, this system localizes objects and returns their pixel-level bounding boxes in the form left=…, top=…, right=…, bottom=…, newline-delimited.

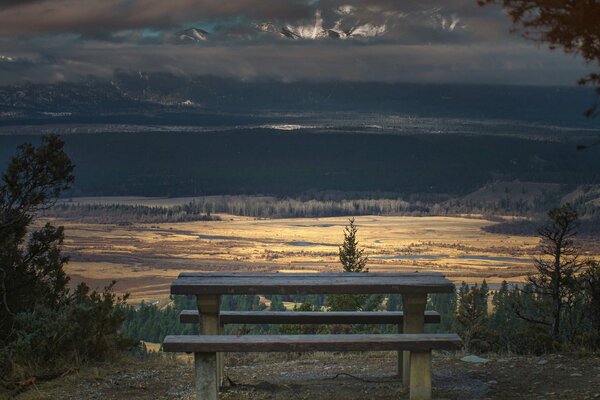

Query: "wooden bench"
left=180, top=309, right=442, bottom=379
left=179, top=310, right=442, bottom=326
left=163, top=333, right=462, bottom=400
left=168, top=272, right=458, bottom=400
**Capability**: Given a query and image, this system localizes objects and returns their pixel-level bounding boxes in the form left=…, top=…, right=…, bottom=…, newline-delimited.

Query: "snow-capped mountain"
left=177, top=28, right=209, bottom=42
left=257, top=9, right=386, bottom=40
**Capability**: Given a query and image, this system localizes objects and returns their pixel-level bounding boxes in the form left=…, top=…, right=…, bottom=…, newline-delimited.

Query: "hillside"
left=1, top=131, right=599, bottom=199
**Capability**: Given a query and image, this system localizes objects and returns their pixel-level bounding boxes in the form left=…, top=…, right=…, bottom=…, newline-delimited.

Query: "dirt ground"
left=9, top=351, right=600, bottom=400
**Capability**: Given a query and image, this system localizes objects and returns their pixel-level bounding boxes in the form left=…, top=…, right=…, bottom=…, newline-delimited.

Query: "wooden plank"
left=162, top=333, right=462, bottom=353
left=179, top=310, right=441, bottom=325
left=171, top=272, right=454, bottom=295
left=178, top=272, right=445, bottom=278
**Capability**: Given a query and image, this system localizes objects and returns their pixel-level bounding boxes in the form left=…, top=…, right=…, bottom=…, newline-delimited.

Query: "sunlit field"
left=41, top=212, right=590, bottom=303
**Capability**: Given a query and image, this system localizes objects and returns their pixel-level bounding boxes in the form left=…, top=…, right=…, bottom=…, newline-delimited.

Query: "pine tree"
left=328, top=218, right=369, bottom=312
left=582, top=260, right=600, bottom=334
left=338, top=218, right=368, bottom=272
left=518, top=204, right=583, bottom=340
left=269, top=295, right=286, bottom=311
left=455, top=283, right=490, bottom=352
left=489, top=281, right=525, bottom=351
left=428, top=292, right=456, bottom=333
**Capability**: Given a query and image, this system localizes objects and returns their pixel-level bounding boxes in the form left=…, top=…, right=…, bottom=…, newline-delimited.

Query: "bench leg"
left=409, top=350, right=432, bottom=400
left=402, top=293, right=427, bottom=386
left=397, top=323, right=404, bottom=378
left=194, top=352, right=218, bottom=400
left=218, top=324, right=225, bottom=387
left=197, top=295, right=221, bottom=392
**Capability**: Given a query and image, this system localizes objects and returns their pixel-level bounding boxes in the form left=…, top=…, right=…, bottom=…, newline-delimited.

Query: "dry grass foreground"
left=43, top=214, right=600, bottom=302
left=8, top=351, right=600, bottom=399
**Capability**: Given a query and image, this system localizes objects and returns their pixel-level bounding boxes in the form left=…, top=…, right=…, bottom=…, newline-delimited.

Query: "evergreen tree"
left=0, top=135, right=75, bottom=341
left=455, top=283, right=490, bottom=352
left=338, top=217, right=368, bottom=272
left=327, top=218, right=370, bottom=312
left=427, top=292, right=456, bottom=333
left=269, top=295, right=286, bottom=311
left=386, top=294, right=402, bottom=312
left=582, top=260, right=600, bottom=334
left=517, top=204, right=583, bottom=340
left=488, top=281, right=525, bottom=351
left=0, top=136, right=130, bottom=383
left=480, top=280, right=489, bottom=315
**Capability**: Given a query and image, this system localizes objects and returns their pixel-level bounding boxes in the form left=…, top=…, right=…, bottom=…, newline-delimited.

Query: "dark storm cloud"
left=0, top=0, right=312, bottom=35
left=0, top=0, right=44, bottom=10
left=0, top=0, right=592, bottom=84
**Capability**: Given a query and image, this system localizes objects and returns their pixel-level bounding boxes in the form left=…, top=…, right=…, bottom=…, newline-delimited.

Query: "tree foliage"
left=515, top=204, right=583, bottom=339
left=581, top=260, right=600, bottom=334
left=0, top=135, right=75, bottom=341
left=0, top=136, right=130, bottom=386
left=338, top=217, right=368, bottom=273
left=479, top=1, right=600, bottom=97
left=478, top=0, right=600, bottom=148
left=455, top=282, right=490, bottom=352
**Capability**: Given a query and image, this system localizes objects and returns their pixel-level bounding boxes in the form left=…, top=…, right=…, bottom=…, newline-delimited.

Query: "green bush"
left=513, top=325, right=560, bottom=355
left=1, top=282, right=135, bottom=383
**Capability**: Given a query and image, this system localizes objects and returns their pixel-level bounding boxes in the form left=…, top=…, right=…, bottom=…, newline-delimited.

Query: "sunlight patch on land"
left=48, top=213, right=596, bottom=303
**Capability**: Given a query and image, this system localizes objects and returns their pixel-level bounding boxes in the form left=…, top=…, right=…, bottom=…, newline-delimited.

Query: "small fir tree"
left=339, top=218, right=368, bottom=272
left=269, top=295, right=286, bottom=311
left=328, top=218, right=369, bottom=312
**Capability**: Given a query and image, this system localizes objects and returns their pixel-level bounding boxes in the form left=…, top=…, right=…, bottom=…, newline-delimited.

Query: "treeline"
left=45, top=203, right=220, bottom=224
left=182, top=197, right=420, bottom=218
left=458, top=205, right=600, bottom=353
left=49, top=197, right=420, bottom=221
left=51, top=192, right=600, bottom=222
left=455, top=278, right=600, bottom=354
left=483, top=217, right=600, bottom=236
left=121, top=295, right=267, bottom=343
left=121, top=274, right=600, bottom=355
left=120, top=292, right=451, bottom=342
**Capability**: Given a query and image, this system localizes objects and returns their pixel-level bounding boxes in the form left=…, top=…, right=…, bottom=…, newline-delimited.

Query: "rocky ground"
left=6, top=351, right=600, bottom=400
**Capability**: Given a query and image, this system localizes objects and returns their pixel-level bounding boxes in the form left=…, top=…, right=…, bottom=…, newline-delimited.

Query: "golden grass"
left=46, top=214, right=600, bottom=303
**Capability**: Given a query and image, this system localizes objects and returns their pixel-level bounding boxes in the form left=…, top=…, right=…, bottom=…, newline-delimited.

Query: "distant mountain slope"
left=0, top=72, right=597, bottom=129
left=1, top=130, right=598, bottom=199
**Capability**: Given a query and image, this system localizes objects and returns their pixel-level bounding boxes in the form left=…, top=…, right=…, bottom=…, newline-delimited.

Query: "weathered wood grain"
left=171, top=272, right=454, bottom=295
left=162, top=333, right=462, bottom=353
left=179, top=310, right=442, bottom=325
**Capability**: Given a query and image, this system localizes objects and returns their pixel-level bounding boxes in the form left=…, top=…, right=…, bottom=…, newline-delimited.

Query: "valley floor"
left=49, top=214, right=556, bottom=303
left=10, top=351, right=600, bottom=400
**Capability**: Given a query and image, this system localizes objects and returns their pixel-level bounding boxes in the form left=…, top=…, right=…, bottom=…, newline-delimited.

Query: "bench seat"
left=180, top=310, right=442, bottom=325
left=163, top=333, right=461, bottom=400
left=163, top=333, right=460, bottom=353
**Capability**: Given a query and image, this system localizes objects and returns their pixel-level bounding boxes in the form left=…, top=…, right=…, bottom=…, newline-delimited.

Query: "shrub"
left=1, top=282, right=134, bottom=384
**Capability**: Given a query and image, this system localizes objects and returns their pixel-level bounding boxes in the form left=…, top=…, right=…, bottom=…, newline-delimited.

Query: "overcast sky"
left=0, top=0, right=592, bottom=85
